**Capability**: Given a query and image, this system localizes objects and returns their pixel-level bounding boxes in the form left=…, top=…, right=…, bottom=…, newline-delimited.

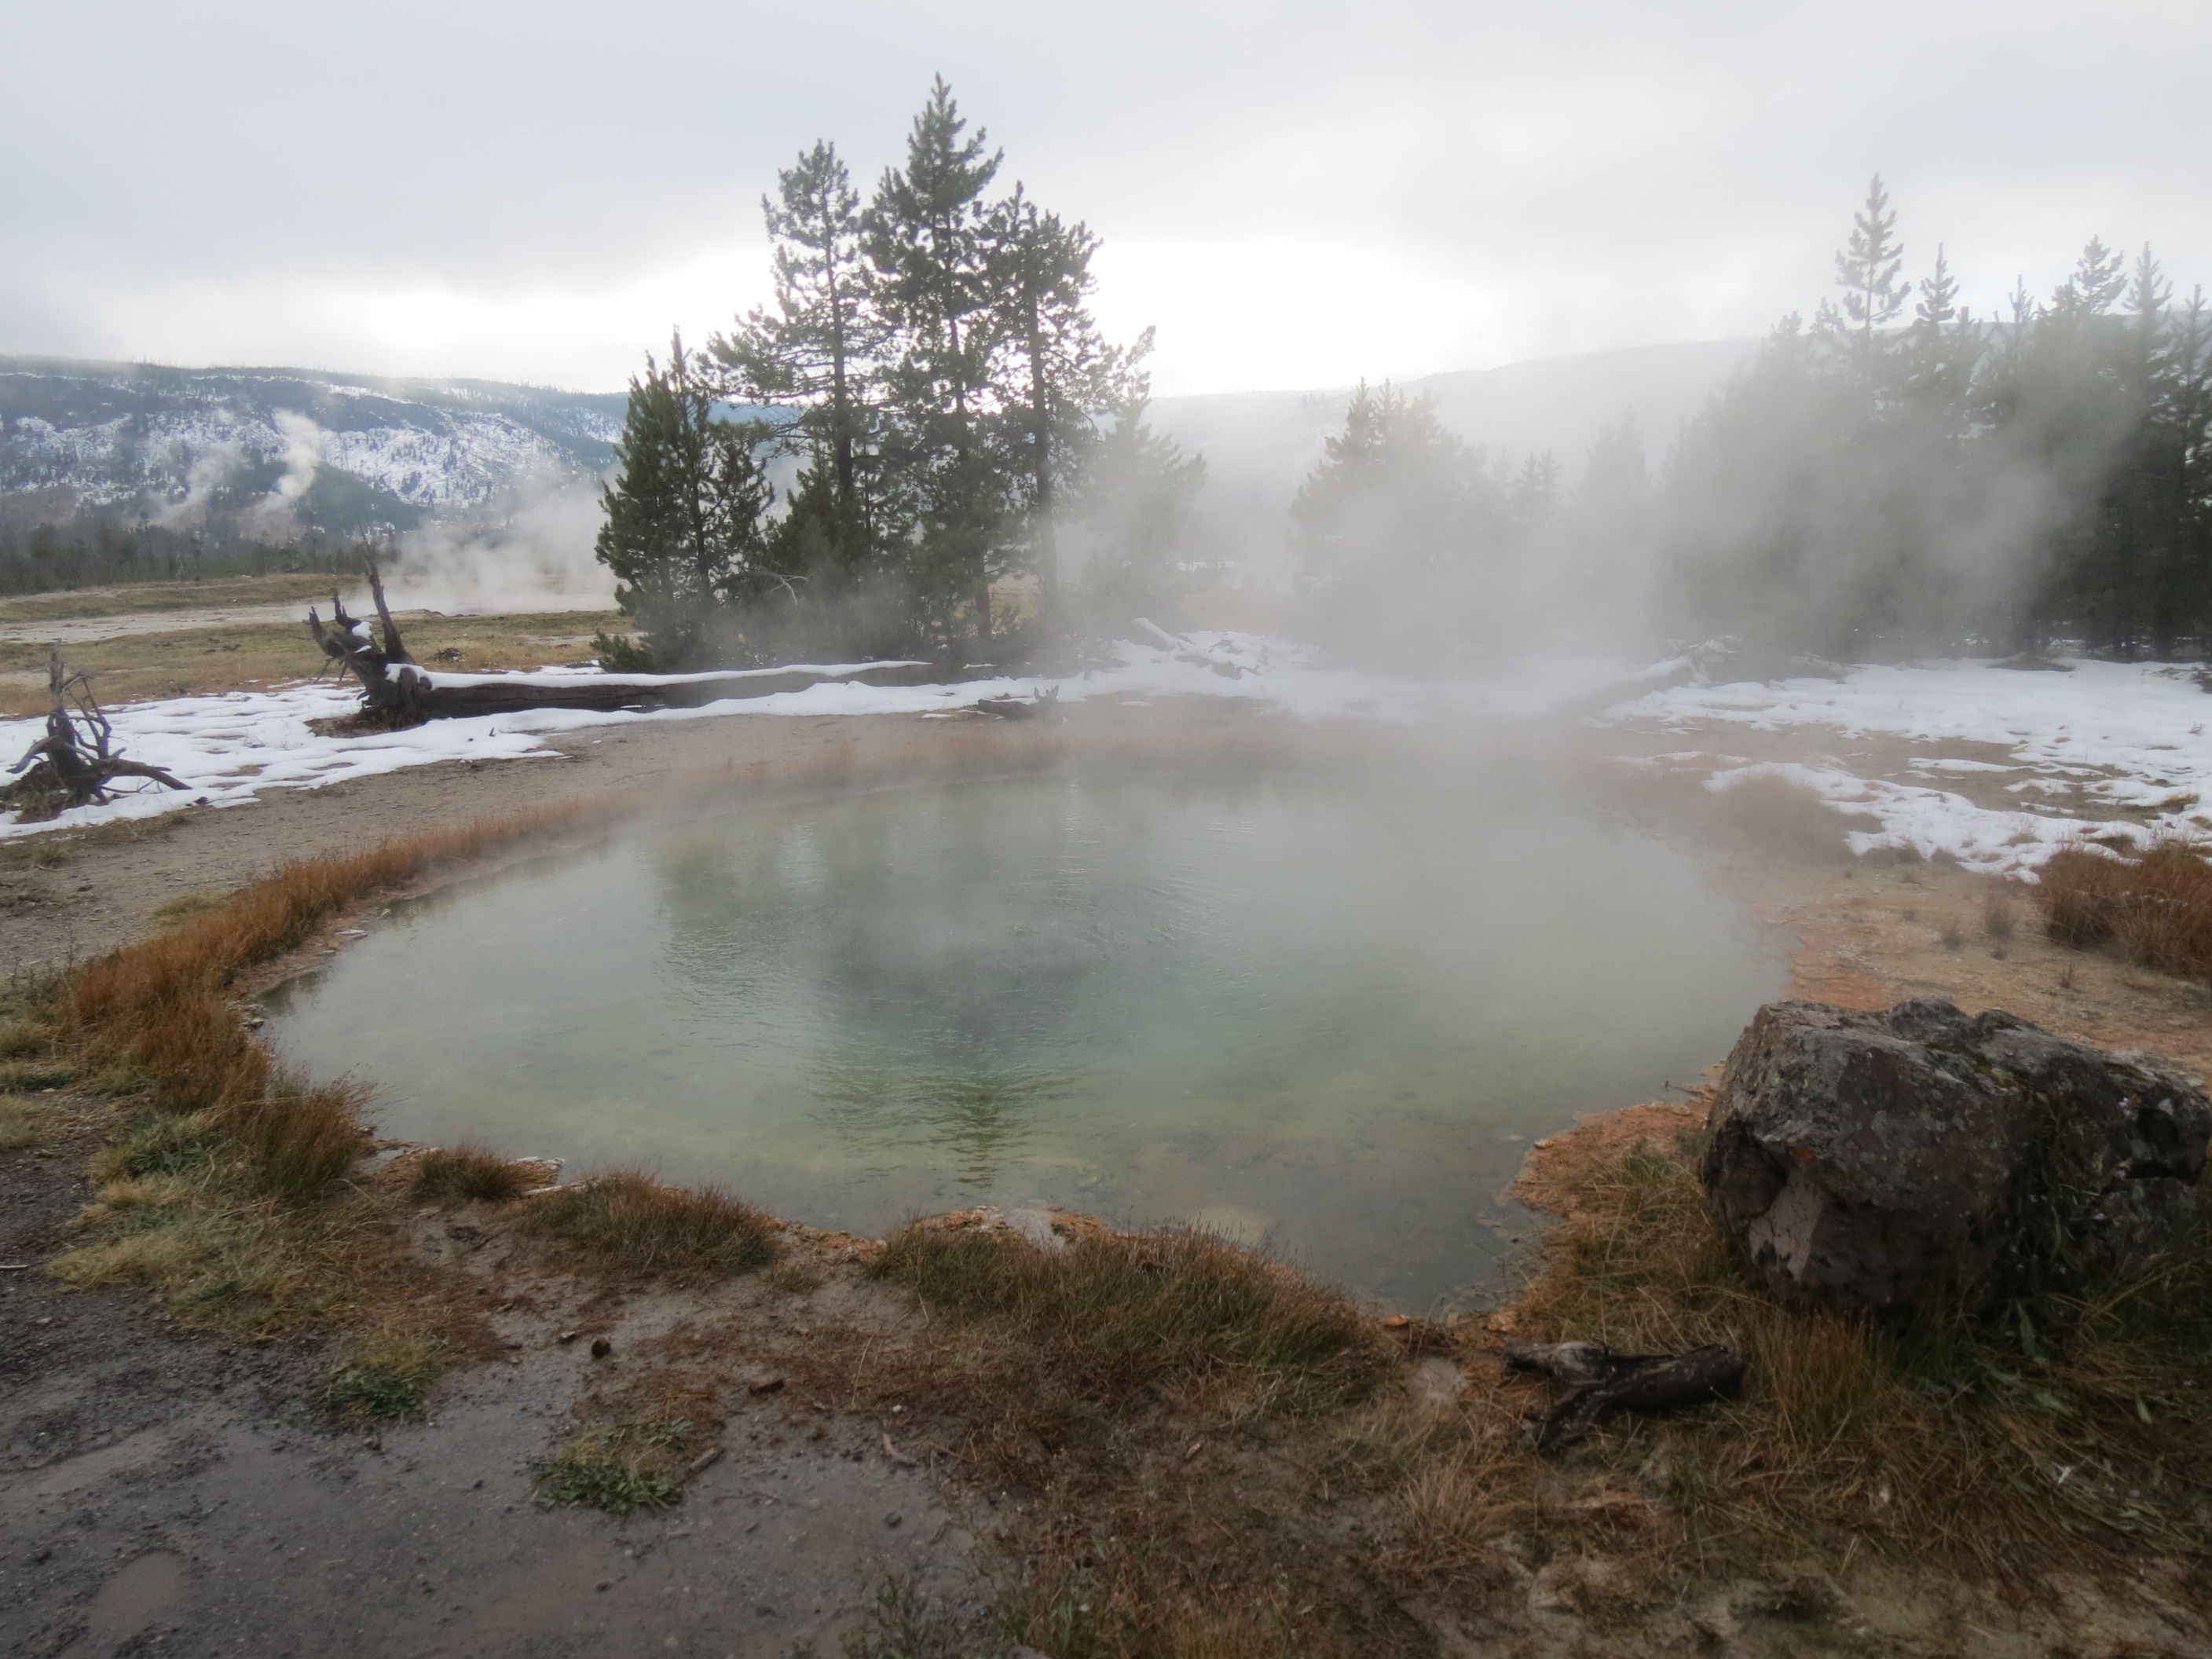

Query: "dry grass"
left=0, top=571, right=347, bottom=623
left=514, top=1170, right=778, bottom=1279
left=0, top=1092, right=61, bottom=1147
left=837, top=1223, right=1420, bottom=1658
left=408, top=1144, right=539, bottom=1207
left=147, top=891, right=227, bottom=926
left=2038, top=838, right=2212, bottom=977
left=0, top=609, right=617, bottom=716
left=870, top=1222, right=1389, bottom=1435
left=1705, top=772, right=1881, bottom=862
left=1369, top=1137, right=2212, bottom=1591
left=1985, top=889, right=2019, bottom=940
left=44, top=797, right=627, bottom=1336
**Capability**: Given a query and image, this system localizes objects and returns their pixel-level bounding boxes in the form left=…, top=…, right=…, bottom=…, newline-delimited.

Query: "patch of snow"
left=0, top=632, right=1643, bottom=838
left=1611, top=660, right=2212, bottom=876
left=20, top=641, right=2206, bottom=873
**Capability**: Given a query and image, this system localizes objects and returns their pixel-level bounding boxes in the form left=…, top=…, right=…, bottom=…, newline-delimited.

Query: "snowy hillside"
left=0, top=358, right=628, bottom=535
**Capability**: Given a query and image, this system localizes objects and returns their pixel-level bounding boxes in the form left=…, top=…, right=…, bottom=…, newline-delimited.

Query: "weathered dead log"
left=975, top=687, right=1063, bottom=720
left=1505, top=1339, right=1746, bottom=1452
left=3, top=646, right=189, bottom=821
left=306, top=553, right=939, bottom=727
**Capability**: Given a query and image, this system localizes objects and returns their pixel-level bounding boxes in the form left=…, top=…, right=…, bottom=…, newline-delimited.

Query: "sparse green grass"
left=534, top=1417, right=694, bottom=1515
left=0, top=1058, right=78, bottom=1091
left=408, top=1143, right=538, bottom=1207
left=50, top=1165, right=362, bottom=1327
left=836, top=1576, right=971, bottom=1659
left=92, top=1109, right=222, bottom=1179
left=320, top=1330, right=445, bottom=1424
left=515, top=1171, right=778, bottom=1279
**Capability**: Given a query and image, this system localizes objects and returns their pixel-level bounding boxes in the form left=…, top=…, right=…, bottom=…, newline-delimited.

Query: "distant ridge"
left=0, top=357, right=627, bottom=537
left=1, top=339, right=1760, bottom=546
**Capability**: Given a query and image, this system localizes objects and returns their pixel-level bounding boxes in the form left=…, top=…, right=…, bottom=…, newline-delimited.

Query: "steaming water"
left=264, top=770, right=1782, bottom=1305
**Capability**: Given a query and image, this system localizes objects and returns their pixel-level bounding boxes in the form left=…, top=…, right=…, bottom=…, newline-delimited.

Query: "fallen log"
left=306, top=555, right=937, bottom=727
left=1504, top=1338, right=1746, bottom=1452
left=3, top=646, right=189, bottom=821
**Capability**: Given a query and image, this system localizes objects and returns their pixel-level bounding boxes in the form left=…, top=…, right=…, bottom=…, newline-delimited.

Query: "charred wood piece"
left=3, top=646, right=189, bottom=821
left=1504, top=1339, right=1746, bottom=1452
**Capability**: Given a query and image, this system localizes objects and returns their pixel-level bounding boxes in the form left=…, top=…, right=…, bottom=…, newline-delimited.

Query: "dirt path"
left=2, top=1110, right=984, bottom=1658
left=0, top=602, right=314, bottom=646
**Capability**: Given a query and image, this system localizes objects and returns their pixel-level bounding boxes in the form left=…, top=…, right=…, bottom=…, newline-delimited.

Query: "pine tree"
left=1815, top=175, right=1908, bottom=375
left=865, top=78, right=1009, bottom=657
left=986, top=186, right=1137, bottom=628
left=1508, top=453, right=1562, bottom=539
left=1899, top=244, right=1980, bottom=437
left=1290, top=382, right=1503, bottom=599
left=592, top=332, right=778, bottom=669
left=711, top=141, right=877, bottom=511
left=1070, top=392, right=1206, bottom=623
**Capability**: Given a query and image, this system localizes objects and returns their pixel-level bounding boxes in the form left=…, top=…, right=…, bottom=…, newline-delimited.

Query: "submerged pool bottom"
left=265, top=767, right=1782, bottom=1306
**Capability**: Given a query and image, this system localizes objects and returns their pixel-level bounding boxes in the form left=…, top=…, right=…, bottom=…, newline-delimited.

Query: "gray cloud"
left=5, top=0, right=2207, bottom=391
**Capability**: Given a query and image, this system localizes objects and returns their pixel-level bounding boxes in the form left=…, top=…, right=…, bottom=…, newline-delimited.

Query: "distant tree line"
left=595, top=79, right=1205, bottom=670
left=0, top=515, right=360, bottom=598
left=1658, top=178, right=2212, bottom=658
left=1294, top=178, right=2212, bottom=663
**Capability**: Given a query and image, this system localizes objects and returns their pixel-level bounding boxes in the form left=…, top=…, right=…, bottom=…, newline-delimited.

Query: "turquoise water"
left=263, top=768, right=1782, bottom=1306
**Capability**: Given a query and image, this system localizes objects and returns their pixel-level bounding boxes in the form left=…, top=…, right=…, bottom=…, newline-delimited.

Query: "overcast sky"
left=4, top=0, right=2207, bottom=396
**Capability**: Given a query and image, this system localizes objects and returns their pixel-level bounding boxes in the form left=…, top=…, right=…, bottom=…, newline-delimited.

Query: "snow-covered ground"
left=1600, top=659, right=2212, bottom=877
left=0, top=631, right=1538, bottom=840
left=10, top=639, right=2212, bottom=873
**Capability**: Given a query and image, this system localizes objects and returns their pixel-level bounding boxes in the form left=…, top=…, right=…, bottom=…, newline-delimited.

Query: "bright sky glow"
left=4, top=1, right=2207, bottom=393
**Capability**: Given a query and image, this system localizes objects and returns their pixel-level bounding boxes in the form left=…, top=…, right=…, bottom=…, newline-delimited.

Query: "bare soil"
left=2, top=1106, right=982, bottom=1658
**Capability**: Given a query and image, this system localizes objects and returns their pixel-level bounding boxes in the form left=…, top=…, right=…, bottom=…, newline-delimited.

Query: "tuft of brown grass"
left=0, top=1093, right=61, bottom=1147
left=408, top=1143, right=539, bottom=1207
left=514, top=1171, right=778, bottom=1279
left=2038, top=837, right=2212, bottom=977
left=1984, top=890, right=2018, bottom=940
left=870, top=1221, right=1389, bottom=1426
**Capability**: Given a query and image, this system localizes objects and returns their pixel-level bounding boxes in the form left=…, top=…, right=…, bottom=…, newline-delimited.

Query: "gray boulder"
left=1701, top=998, right=2210, bottom=1312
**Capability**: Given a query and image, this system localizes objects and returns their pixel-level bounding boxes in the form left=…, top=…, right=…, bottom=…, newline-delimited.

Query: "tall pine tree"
left=865, top=78, right=1009, bottom=657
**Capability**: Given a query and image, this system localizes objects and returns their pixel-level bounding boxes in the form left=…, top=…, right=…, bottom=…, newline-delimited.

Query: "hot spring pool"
left=264, top=767, right=1783, bottom=1305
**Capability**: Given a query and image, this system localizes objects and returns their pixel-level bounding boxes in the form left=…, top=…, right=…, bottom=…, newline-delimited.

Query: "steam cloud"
left=382, top=478, right=616, bottom=615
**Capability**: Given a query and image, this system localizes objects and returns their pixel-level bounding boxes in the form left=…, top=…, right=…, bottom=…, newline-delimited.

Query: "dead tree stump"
left=3, top=646, right=189, bottom=821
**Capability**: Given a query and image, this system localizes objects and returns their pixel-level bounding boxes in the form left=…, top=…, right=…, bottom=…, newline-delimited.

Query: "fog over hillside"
left=0, top=341, right=1752, bottom=580
left=1151, top=338, right=1758, bottom=574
